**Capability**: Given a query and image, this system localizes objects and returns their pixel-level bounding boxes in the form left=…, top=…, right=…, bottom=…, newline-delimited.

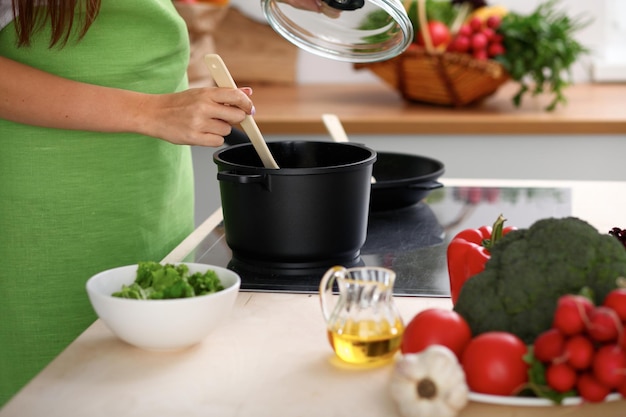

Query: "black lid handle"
left=322, top=0, right=365, bottom=11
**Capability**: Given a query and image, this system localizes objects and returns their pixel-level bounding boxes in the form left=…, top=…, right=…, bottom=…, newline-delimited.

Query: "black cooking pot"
left=370, top=152, right=444, bottom=212
left=213, top=141, right=376, bottom=268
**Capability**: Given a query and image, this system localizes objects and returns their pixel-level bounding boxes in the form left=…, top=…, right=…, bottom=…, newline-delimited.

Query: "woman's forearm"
left=0, top=56, right=254, bottom=146
left=0, top=56, right=150, bottom=133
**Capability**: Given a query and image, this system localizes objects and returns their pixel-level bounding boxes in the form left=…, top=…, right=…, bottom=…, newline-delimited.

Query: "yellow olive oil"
left=327, top=319, right=404, bottom=365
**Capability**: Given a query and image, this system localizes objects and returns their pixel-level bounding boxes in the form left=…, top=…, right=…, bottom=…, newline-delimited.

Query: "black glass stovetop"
left=186, top=185, right=572, bottom=297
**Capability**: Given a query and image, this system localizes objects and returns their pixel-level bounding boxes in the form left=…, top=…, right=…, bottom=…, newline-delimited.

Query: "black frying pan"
left=370, top=152, right=444, bottom=212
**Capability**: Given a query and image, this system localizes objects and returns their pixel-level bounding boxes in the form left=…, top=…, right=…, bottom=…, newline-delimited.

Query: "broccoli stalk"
left=453, top=217, right=626, bottom=344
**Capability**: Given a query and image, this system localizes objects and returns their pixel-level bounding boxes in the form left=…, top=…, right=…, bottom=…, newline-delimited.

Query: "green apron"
left=0, top=0, right=194, bottom=405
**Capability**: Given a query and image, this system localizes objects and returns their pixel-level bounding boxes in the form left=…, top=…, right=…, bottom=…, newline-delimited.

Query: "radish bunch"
left=447, top=16, right=505, bottom=60
left=532, top=289, right=626, bottom=402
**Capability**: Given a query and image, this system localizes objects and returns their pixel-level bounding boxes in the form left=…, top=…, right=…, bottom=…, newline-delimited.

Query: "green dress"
left=0, top=0, right=194, bottom=405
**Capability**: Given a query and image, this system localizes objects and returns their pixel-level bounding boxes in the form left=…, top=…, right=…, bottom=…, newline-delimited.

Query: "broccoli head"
left=453, top=217, right=626, bottom=344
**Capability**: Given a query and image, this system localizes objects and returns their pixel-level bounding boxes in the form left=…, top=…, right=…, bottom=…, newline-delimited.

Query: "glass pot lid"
left=261, top=0, right=414, bottom=63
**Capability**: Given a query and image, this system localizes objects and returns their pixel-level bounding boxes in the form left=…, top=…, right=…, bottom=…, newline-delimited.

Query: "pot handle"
left=408, top=180, right=443, bottom=191
left=217, top=171, right=267, bottom=185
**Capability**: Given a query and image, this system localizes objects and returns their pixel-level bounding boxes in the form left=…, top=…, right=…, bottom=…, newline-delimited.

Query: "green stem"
left=482, top=214, right=507, bottom=251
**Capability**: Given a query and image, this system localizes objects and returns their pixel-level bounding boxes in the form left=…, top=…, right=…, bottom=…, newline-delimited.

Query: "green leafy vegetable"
left=453, top=217, right=626, bottom=344
left=112, top=261, right=224, bottom=300
left=359, top=0, right=457, bottom=43
left=496, top=0, right=591, bottom=111
left=521, top=348, right=577, bottom=403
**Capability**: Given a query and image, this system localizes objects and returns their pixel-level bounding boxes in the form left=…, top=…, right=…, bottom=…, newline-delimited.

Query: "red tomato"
left=417, top=21, right=452, bottom=49
left=400, top=308, right=472, bottom=360
left=461, top=332, right=529, bottom=396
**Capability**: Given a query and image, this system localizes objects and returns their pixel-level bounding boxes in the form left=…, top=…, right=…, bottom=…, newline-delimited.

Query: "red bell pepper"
left=447, top=215, right=515, bottom=304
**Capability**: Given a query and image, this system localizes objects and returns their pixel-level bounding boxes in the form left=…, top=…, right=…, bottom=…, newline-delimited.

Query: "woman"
left=0, top=0, right=259, bottom=406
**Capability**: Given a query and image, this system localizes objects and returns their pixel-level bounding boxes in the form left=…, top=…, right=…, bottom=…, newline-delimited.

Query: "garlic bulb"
left=390, top=345, right=469, bottom=417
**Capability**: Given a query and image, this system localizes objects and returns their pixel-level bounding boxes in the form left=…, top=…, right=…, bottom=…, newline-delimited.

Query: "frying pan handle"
left=408, top=180, right=443, bottom=191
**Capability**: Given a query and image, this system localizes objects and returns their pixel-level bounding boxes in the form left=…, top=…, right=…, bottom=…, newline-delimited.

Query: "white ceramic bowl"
left=86, top=263, right=241, bottom=351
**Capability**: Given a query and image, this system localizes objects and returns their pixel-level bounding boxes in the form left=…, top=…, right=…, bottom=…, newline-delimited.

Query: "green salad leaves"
left=112, top=262, right=224, bottom=300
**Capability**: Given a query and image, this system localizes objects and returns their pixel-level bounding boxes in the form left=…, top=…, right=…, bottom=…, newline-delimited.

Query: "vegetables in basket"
left=359, top=0, right=590, bottom=110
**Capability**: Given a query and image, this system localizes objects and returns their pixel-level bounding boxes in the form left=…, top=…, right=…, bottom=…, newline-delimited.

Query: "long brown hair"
left=12, top=0, right=101, bottom=47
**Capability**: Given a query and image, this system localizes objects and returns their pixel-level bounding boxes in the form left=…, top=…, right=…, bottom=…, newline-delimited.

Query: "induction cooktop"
left=188, top=185, right=572, bottom=297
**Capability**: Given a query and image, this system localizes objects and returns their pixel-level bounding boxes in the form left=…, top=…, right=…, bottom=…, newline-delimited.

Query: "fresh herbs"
left=112, top=262, right=224, bottom=300
left=495, top=0, right=590, bottom=111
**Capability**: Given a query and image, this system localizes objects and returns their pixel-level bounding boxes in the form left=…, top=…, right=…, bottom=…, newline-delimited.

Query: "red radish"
left=487, top=43, right=505, bottom=57
left=469, top=17, right=483, bottom=32
left=458, top=24, right=472, bottom=37
left=564, top=334, right=595, bottom=370
left=486, top=15, right=502, bottom=29
left=491, top=33, right=504, bottom=43
left=552, top=294, right=594, bottom=336
left=592, top=344, right=626, bottom=389
left=603, top=288, right=626, bottom=322
left=452, top=36, right=471, bottom=53
left=546, top=362, right=577, bottom=392
left=533, top=328, right=565, bottom=363
left=577, top=373, right=611, bottom=403
left=481, top=27, right=496, bottom=42
left=471, top=33, right=488, bottom=51
left=587, top=306, right=621, bottom=343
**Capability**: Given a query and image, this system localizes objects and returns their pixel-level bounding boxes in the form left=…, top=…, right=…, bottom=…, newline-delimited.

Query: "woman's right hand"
left=138, top=86, right=255, bottom=147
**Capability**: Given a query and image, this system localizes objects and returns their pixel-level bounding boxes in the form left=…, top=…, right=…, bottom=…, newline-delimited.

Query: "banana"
left=466, top=5, right=509, bottom=23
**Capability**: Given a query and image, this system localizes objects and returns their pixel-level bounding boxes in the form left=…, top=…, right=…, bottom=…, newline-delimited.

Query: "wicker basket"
left=355, top=48, right=508, bottom=106
left=355, top=0, right=509, bottom=106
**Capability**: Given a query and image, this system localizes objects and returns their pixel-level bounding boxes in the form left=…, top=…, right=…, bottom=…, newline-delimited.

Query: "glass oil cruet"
left=319, top=266, right=404, bottom=365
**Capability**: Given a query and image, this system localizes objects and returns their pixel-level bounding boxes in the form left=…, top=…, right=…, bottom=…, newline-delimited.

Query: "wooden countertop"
left=249, top=82, right=626, bottom=135
left=2, top=179, right=625, bottom=417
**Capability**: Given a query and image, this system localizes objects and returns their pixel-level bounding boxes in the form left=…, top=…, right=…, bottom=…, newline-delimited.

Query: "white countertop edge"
left=161, top=208, right=224, bottom=264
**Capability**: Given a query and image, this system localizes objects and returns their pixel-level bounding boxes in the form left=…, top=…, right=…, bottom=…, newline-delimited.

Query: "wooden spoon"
left=322, top=114, right=376, bottom=183
left=204, top=54, right=279, bottom=169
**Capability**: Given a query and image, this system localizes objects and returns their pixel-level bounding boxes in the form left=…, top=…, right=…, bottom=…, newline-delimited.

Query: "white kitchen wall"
left=193, top=133, right=626, bottom=226
left=193, top=0, right=624, bottom=226
left=231, top=0, right=610, bottom=84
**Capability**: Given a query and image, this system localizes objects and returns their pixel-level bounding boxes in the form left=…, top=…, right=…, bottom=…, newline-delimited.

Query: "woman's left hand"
left=279, top=0, right=341, bottom=18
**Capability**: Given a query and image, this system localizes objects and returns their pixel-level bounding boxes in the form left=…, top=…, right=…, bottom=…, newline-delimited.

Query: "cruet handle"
left=319, top=266, right=346, bottom=323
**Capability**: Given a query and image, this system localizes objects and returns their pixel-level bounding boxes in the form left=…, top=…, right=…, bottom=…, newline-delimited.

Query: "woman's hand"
left=279, top=0, right=341, bottom=18
left=280, top=0, right=322, bottom=12
left=137, top=87, right=254, bottom=147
